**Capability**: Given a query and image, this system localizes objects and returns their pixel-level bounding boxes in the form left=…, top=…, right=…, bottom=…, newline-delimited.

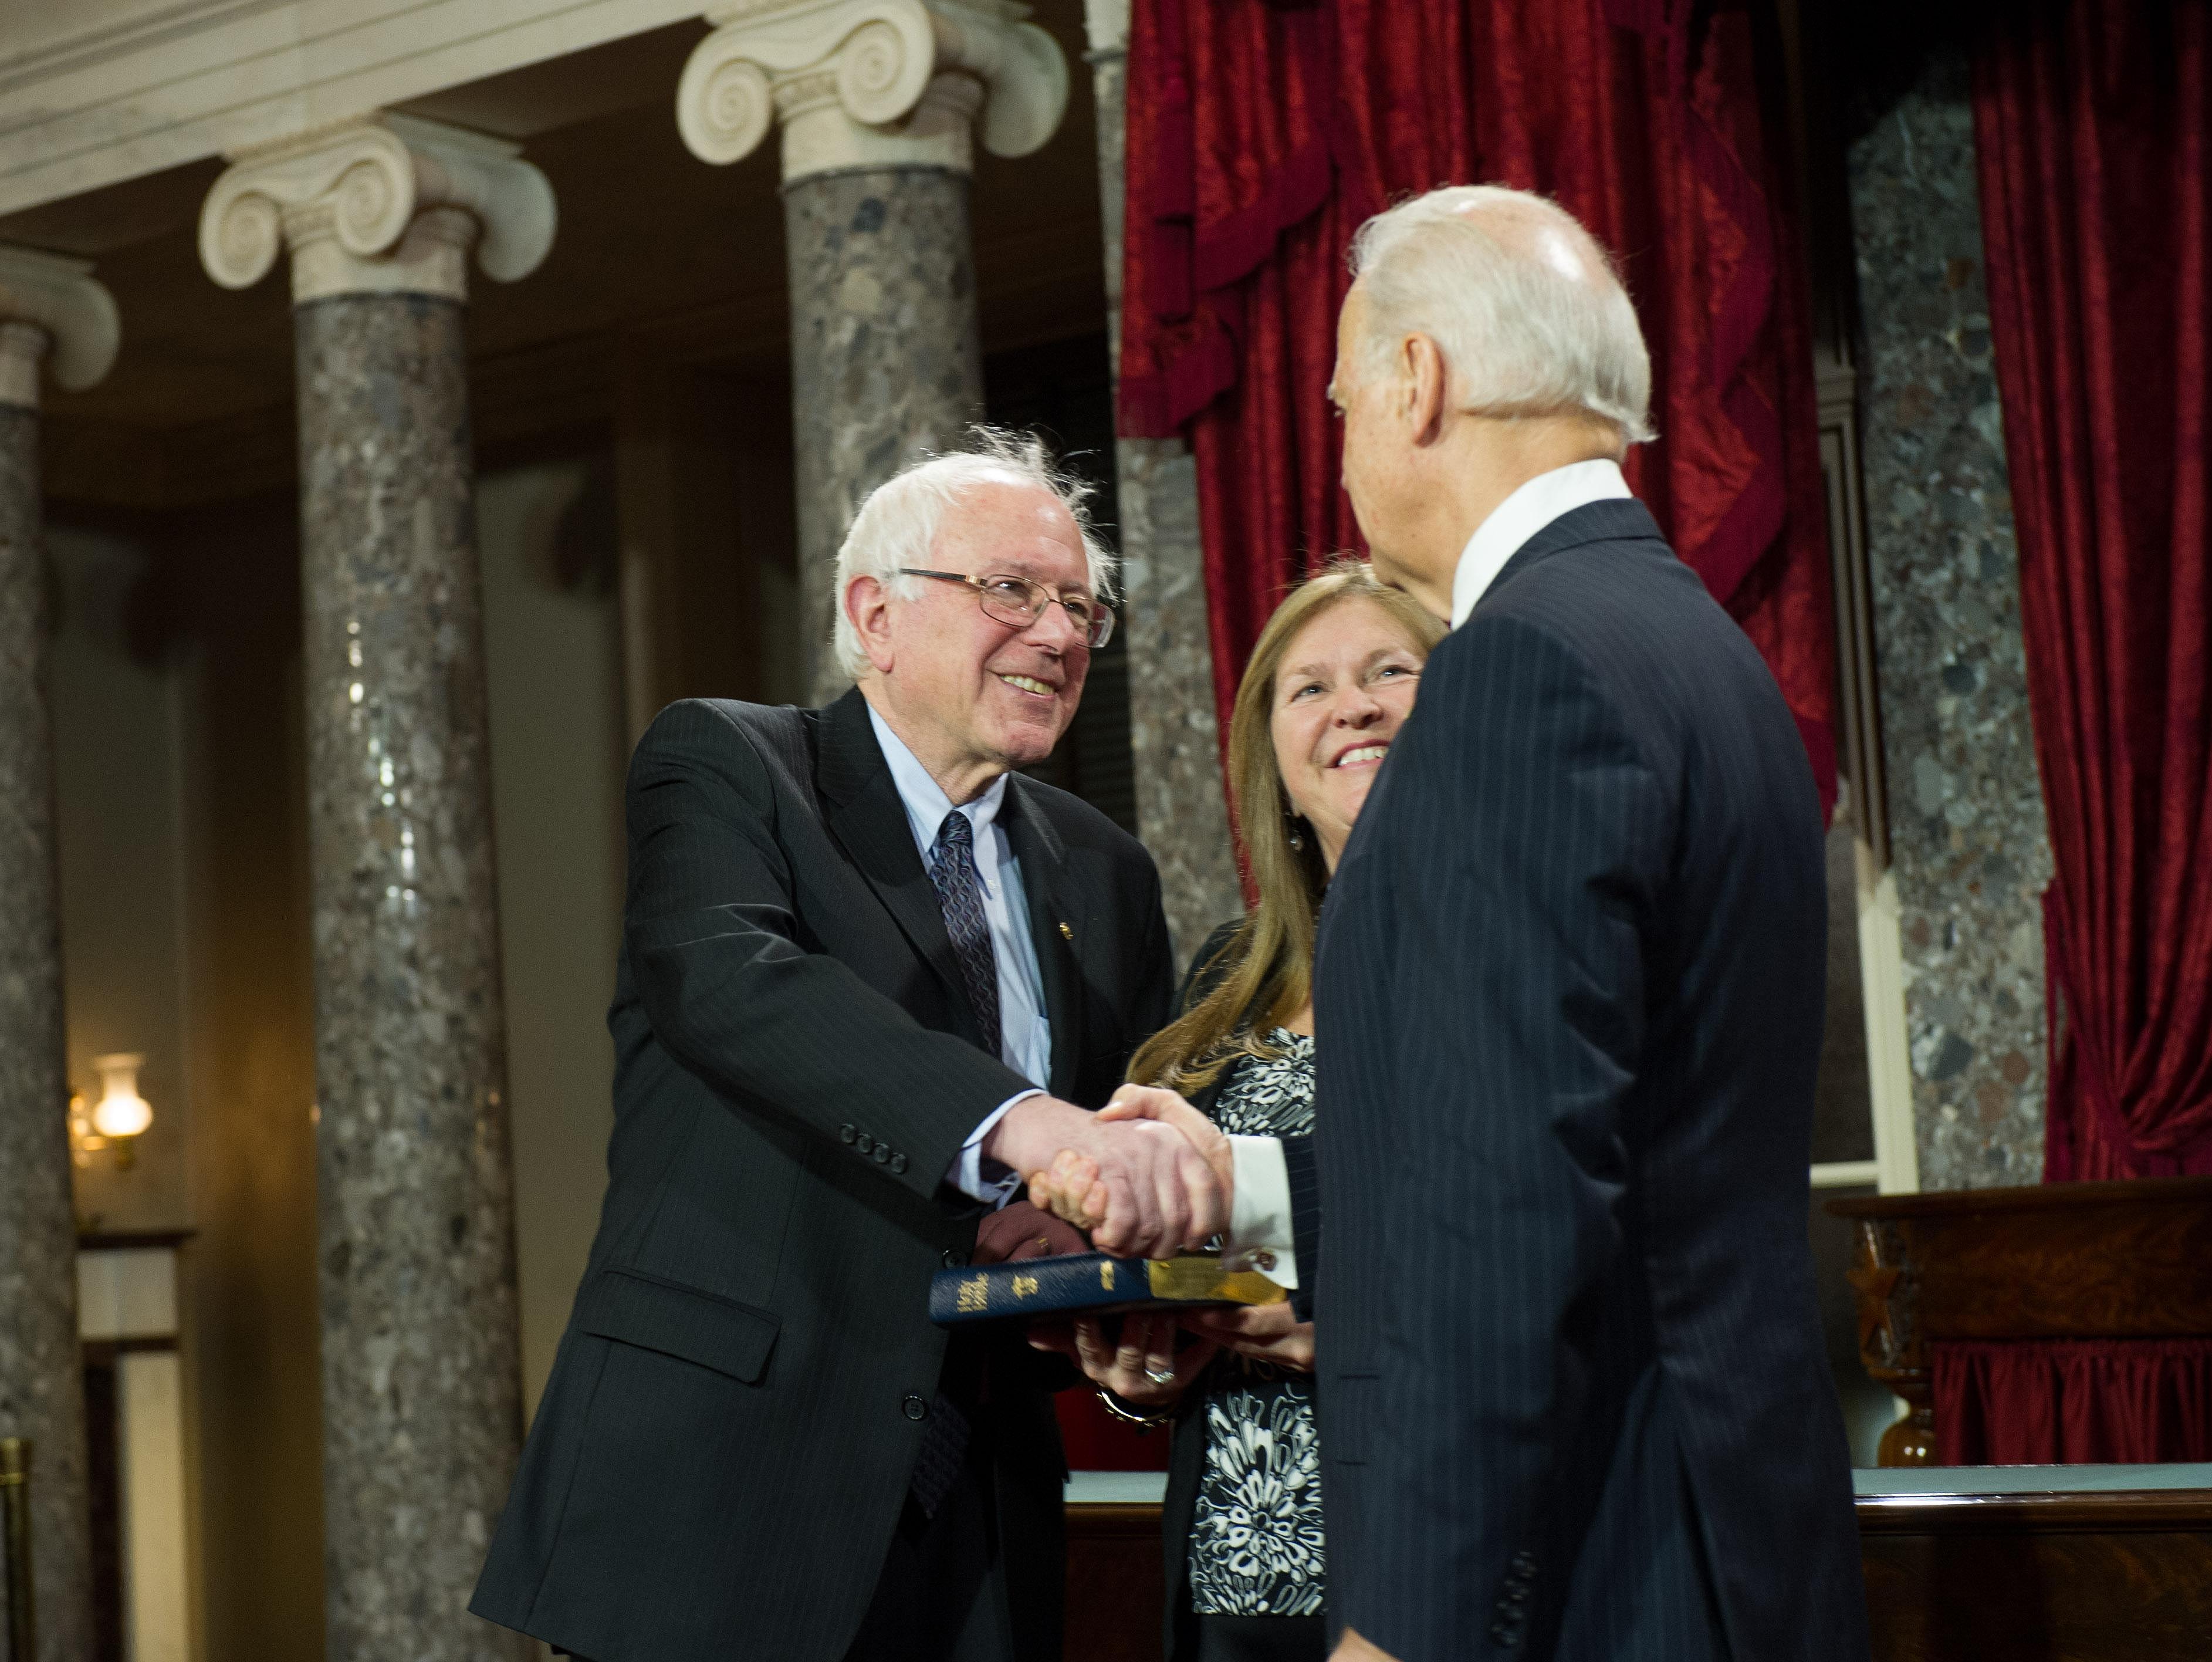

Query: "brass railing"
left=0, top=1438, right=31, bottom=1662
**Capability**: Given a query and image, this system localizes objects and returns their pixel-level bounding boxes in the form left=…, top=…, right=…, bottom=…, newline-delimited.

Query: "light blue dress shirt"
left=867, top=705, right=1050, bottom=1201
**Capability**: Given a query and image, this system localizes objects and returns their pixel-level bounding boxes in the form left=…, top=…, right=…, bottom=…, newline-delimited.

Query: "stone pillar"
left=0, top=246, right=116, bottom=1662
left=1845, top=49, right=2054, bottom=1189
left=1081, top=0, right=1241, bottom=961
left=676, top=0, right=1070, bottom=704
left=198, top=115, right=553, bottom=1661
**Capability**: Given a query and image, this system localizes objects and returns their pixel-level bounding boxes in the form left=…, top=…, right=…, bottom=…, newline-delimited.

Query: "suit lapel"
left=815, top=690, right=986, bottom=1050
left=1482, top=497, right=1668, bottom=606
left=1003, top=779, right=1085, bottom=1099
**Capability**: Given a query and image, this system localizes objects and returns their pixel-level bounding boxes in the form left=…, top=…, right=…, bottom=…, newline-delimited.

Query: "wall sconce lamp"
left=69, top=1053, right=154, bottom=1170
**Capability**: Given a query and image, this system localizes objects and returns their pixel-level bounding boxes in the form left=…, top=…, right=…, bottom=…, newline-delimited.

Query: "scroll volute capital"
left=678, top=0, right=1068, bottom=180
left=198, top=114, right=555, bottom=303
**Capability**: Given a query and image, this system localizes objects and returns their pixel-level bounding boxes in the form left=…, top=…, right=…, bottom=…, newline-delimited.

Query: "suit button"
left=942, top=1248, right=968, bottom=1269
left=1490, top=1624, right=1516, bottom=1647
left=891, top=1153, right=908, bottom=1174
left=840, top=1124, right=856, bottom=1143
left=874, top=1145, right=890, bottom=1164
left=856, top=1133, right=874, bottom=1154
left=902, top=1394, right=928, bottom=1421
left=1511, top=1552, right=1538, bottom=1577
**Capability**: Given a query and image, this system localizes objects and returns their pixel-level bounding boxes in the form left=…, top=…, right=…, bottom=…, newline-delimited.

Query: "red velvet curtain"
left=1120, top=0, right=1837, bottom=813
left=1933, top=1339, right=2212, bottom=1464
left=1973, top=2, right=2212, bottom=1181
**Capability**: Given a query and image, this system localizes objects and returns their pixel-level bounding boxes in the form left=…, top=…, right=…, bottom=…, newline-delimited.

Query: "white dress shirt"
left=1450, top=458, right=1632, bottom=628
left=868, top=707, right=1050, bottom=1203
left=1218, top=460, right=1639, bottom=1285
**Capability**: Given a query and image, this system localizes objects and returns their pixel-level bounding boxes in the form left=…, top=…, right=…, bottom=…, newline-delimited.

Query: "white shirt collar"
left=867, top=702, right=1010, bottom=858
left=1449, top=458, right=1632, bottom=629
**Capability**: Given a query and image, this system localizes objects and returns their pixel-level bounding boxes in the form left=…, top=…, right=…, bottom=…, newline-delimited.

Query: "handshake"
left=982, top=1086, right=1232, bottom=1259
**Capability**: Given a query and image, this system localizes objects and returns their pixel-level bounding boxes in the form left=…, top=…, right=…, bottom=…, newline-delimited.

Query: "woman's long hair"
left=1127, top=562, right=1447, bottom=1092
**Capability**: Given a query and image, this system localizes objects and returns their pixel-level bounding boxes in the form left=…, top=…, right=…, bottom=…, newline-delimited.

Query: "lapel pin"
left=1058, top=921, right=1074, bottom=942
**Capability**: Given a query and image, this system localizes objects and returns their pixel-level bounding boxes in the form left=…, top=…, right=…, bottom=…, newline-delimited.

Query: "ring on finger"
left=1144, top=1364, right=1176, bottom=1386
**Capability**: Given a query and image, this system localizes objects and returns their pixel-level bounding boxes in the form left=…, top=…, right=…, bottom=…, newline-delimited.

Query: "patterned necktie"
left=929, top=810, right=1002, bottom=1059
left=911, top=809, right=999, bottom=1521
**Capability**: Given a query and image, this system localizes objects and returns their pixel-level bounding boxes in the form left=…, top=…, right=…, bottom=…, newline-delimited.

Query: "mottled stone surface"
left=1087, top=35, right=1243, bottom=962
left=1849, top=52, right=2054, bottom=1189
left=292, top=294, right=527, bottom=1661
left=786, top=167, right=985, bottom=705
left=0, top=402, right=95, bottom=1662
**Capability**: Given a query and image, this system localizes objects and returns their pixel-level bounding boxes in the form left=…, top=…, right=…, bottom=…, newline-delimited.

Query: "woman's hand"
left=1179, top=1300, right=1314, bottom=1373
left=1029, top=1311, right=1219, bottom=1406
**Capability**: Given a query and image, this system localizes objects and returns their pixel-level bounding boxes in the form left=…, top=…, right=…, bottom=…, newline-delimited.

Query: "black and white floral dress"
left=1186, top=1031, right=1325, bottom=1618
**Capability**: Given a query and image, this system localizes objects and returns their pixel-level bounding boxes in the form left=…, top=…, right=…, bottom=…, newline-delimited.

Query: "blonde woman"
left=1041, top=562, right=1445, bottom=1662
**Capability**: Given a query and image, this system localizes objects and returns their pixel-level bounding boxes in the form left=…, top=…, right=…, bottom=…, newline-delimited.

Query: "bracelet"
left=1094, top=1386, right=1172, bottom=1428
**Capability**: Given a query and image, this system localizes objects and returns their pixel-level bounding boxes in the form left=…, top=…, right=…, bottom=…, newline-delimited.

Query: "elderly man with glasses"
left=473, top=429, right=1227, bottom=1662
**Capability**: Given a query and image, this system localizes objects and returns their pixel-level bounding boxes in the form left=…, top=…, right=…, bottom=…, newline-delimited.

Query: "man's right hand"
left=982, top=1095, right=1226, bottom=1258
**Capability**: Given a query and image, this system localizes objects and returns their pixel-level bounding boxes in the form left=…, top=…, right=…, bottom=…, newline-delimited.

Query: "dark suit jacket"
left=1310, top=500, right=1868, bottom=1662
left=471, top=688, right=1175, bottom=1662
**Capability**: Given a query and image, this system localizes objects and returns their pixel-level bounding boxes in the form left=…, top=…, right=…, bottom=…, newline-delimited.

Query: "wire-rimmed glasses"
left=898, top=568, right=1117, bottom=648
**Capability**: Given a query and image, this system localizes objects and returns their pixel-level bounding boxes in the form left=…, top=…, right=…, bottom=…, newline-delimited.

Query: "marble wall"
left=1848, top=48, right=2054, bottom=1189
left=1084, top=12, right=1243, bottom=964
left=786, top=168, right=986, bottom=707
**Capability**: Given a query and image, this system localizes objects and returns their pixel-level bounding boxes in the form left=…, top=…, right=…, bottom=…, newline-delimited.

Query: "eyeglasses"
left=898, top=568, right=1116, bottom=649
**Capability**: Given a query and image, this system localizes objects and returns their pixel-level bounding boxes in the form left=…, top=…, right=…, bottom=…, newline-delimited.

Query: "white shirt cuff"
left=1222, top=1133, right=1298, bottom=1289
left=950, top=1089, right=1043, bottom=1205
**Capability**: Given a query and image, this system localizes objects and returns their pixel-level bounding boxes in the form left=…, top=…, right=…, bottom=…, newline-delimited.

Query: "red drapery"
left=1120, top=0, right=1837, bottom=813
left=1973, top=2, right=2212, bottom=1181
left=1932, top=1339, right=2212, bottom=1464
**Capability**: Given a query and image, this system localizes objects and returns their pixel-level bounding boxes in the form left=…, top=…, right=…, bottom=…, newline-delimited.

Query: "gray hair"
left=831, top=427, right=1118, bottom=680
left=1347, top=184, right=1654, bottom=445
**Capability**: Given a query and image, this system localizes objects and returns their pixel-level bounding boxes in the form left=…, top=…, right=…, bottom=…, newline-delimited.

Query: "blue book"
left=928, top=1251, right=1287, bottom=1326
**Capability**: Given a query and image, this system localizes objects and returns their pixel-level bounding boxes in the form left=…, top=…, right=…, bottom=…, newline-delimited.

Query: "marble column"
left=1081, top=0, right=1242, bottom=961
left=0, top=246, right=116, bottom=1662
left=677, top=0, right=1070, bottom=704
left=1846, top=49, right=2054, bottom=1188
left=198, top=116, right=554, bottom=1661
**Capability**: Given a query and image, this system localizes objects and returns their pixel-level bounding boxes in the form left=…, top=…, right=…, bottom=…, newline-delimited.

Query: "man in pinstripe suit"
left=1305, top=188, right=1871, bottom=1661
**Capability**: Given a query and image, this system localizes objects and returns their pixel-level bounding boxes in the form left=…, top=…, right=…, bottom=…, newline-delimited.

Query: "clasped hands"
left=981, top=1085, right=1232, bottom=1259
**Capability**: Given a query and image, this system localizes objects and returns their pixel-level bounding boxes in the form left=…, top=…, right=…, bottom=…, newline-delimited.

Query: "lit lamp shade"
left=90, top=1053, right=153, bottom=1141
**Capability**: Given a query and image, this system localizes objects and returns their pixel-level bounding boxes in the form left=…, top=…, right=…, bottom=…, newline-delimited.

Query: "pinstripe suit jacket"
left=471, top=688, right=1175, bottom=1661
left=1308, top=500, right=1868, bottom=1662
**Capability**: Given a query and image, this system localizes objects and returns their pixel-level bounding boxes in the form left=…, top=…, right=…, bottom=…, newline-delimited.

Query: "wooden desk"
left=1826, top=1178, right=2212, bottom=1464
left=1858, top=1466, right=2212, bottom=1661
left=1066, top=1466, right=2212, bottom=1662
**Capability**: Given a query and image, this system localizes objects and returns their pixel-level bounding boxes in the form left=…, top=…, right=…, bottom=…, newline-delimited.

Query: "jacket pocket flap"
left=577, top=1268, right=780, bottom=1384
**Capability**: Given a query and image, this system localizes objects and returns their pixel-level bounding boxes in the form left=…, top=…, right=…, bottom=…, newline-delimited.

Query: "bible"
left=928, top=1251, right=1286, bottom=1326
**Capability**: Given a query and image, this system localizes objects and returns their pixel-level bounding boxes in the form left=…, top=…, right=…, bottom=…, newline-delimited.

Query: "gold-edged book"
left=928, top=1251, right=1286, bottom=1326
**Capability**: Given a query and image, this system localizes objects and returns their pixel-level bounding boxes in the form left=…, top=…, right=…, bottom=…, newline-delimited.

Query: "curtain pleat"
left=1119, top=0, right=1838, bottom=820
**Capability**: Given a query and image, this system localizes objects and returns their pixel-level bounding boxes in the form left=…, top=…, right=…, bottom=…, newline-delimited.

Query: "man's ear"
left=1402, top=334, right=1449, bottom=447
left=845, top=576, right=898, bottom=675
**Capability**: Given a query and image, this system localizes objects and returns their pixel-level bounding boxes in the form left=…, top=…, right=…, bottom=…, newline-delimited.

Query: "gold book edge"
left=1144, top=1257, right=1288, bottom=1305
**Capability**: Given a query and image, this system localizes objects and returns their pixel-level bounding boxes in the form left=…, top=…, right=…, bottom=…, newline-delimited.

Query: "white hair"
left=1347, top=184, right=1654, bottom=445
left=831, top=427, right=1118, bottom=680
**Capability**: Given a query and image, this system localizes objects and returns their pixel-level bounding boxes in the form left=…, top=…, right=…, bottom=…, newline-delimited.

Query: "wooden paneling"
left=1067, top=1491, right=2212, bottom=1662
left=1066, top=1504, right=1163, bottom=1662
left=1827, top=1177, right=2212, bottom=1464
left=1860, top=1490, right=2212, bottom=1662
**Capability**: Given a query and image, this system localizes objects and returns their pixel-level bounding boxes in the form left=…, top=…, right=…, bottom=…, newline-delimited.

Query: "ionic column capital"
left=0, top=247, right=120, bottom=410
left=1081, top=0, right=1129, bottom=60
left=197, top=114, right=556, bottom=304
left=678, top=0, right=1068, bottom=183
